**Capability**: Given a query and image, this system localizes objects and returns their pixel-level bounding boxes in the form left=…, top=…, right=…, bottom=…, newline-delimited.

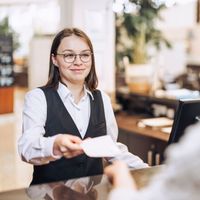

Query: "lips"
left=70, top=68, right=85, bottom=71
left=69, top=68, right=86, bottom=74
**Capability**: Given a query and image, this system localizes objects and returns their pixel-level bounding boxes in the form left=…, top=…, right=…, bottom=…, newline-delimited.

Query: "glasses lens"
left=61, top=52, right=92, bottom=63
left=64, top=54, right=75, bottom=63
left=80, top=53, right=91, bottom=62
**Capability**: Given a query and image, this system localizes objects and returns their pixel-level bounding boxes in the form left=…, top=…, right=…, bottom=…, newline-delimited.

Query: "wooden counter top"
left=0, top=166, right=162, bottom=199
left=131, top=165, right=163, bottom=189
left=116, top=112, right=170, bottom=142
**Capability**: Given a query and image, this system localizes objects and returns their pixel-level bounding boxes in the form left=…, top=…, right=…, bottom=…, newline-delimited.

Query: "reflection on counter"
left=26, top=175, right=105, bottom=200
left=0, top=166, right=161, bottom=200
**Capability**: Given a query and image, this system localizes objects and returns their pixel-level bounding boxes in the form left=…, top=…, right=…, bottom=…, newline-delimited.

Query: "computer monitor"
left=168, top=99, right=200, bottom=145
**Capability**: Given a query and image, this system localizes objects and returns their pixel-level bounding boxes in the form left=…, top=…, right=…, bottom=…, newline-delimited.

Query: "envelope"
left=80, top=135, right=121, bottom=157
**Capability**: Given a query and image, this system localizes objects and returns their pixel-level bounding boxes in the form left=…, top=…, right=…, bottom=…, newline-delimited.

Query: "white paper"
left=80, top=135, right=121, bottom=157
left=161, top=126, right=172, bottom=134
left=138, top=117, right=173, bottom=128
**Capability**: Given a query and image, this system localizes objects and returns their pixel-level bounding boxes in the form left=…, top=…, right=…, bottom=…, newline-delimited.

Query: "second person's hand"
left=104, top=161, right=137, bottom=190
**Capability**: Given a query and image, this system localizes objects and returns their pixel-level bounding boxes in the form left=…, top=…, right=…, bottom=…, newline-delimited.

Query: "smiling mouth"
left=70, top=69, right=86, bottom=73
left=70, top=68, right=85, bottom=71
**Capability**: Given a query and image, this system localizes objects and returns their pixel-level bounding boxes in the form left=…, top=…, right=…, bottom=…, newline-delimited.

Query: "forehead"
left=58, top=35, right=90, bottom=52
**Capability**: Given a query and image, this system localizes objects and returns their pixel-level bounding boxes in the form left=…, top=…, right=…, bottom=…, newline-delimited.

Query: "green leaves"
left=0, top=17, right=20, bottom=51
left=116, top=0, right=171, bottom=64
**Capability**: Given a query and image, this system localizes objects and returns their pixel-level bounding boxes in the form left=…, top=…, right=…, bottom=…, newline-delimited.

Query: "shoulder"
left=94, top=89, right=111, bottom=102
left=96, top=89, right=112, bottom=109
left=23, top=88, right=47, bottom=112
left=25, top=88, right=46, bottom=103
left=25, top=87, right=44, bottom=97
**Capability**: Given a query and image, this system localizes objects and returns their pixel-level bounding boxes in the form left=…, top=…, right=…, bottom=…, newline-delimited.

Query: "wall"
left=28, top=36, right=52, bottom=89
left=156, top=1, right=197, bottom=82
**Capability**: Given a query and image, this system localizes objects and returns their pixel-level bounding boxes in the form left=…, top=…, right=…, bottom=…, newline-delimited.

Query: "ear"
left=51, top=54, right=58, bottom=67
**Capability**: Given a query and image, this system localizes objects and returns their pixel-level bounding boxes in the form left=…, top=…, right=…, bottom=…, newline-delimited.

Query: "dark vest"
left=31, top=87, right=106, bottom=185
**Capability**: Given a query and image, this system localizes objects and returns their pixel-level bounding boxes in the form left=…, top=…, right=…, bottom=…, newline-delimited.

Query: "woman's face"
left=52, top=35, right=92, bottom=85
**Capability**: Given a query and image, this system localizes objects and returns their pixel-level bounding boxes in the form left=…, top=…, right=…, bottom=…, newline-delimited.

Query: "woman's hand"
left=53, top=134, right=84, bottom=158
left=104, top=161, right=137, bottom=190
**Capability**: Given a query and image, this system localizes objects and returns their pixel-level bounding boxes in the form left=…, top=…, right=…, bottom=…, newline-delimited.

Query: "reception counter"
left=0, top=166, right=162, bottom=200
left=116, top=112, right=170, bottom=165
left=116, top=112, right=170, bottom=142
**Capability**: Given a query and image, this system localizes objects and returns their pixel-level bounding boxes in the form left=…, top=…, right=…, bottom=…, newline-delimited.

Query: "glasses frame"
left=56, top=52, right=93, bottom=63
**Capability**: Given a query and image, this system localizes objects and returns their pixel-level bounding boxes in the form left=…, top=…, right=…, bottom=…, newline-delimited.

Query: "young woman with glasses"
left=18, top=28, right=147, bottom=185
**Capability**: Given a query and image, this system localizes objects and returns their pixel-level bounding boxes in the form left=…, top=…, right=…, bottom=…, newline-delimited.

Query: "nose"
left=73, top=55, right=82, bottom=65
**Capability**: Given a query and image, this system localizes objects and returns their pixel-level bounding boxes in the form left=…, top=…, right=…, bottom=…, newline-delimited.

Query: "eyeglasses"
left=56, top=52, right=92, bottom=63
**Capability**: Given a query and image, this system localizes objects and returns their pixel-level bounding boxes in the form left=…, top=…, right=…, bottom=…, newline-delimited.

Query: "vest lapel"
left=53, top=90, right=83, bottom=138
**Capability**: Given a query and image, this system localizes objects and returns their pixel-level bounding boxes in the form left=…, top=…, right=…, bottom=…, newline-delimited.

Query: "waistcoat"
left=31, top=87, right=106, bottom=185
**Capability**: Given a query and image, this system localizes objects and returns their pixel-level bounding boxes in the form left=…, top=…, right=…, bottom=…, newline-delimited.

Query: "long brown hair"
left=46, top=28, right=98, bottom=91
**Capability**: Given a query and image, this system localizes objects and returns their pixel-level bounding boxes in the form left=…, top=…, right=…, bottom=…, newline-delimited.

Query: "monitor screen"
left=168, top=99, right=200, bottom=145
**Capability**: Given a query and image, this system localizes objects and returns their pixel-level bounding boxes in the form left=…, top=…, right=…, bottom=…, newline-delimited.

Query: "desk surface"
left=116, top=112, right=170, bottom=142
left=0, top=166, right=161, bottom=200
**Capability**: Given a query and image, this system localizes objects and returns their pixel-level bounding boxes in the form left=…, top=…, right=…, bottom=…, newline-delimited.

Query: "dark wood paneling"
left=0, top=87, right=14, bottom=114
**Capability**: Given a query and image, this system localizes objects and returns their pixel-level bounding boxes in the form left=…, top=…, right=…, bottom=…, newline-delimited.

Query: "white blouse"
left=18, top=82, right=147, bottom=169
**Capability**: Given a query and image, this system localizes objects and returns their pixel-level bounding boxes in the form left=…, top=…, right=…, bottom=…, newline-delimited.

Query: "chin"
left=72, top=77, right=86, bottom=83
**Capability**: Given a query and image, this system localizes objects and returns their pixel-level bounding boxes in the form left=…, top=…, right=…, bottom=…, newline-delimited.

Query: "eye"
left=64, top=53, right=75, bottom=59
left=81, top=53, right=90, bottom=58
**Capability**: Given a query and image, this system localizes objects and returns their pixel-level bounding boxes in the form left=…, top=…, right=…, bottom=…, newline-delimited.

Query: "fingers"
left=53, top=134, right=84, bottom=158
left=104, top=165, right=114, bottom=184
left=105, top=161, right=126, bottom=176
left=66, top=134, right=82, bottom=144
left=104, top=161, right=122, bottom=181
left=104, top=161, right=137, bottom=189
left=60, top=146, right=69, bottom=153
left=62, top=138, right=82, bottom=151
left=63, top=150, right=84, bottom=158
left=61, top=135, right=85, bottom=158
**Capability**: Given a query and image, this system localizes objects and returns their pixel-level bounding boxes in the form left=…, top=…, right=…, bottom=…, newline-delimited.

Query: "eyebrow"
left=62, top=49, right=91, bottom=53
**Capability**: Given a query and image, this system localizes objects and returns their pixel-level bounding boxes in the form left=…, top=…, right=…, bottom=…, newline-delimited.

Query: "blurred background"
left=1, top=0, right=200, bottom=192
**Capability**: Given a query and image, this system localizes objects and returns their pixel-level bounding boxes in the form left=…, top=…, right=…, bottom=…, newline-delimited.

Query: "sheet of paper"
left=138, top=117, right=173, bottom=128
left=161, top=126, right=172, bottom=134
left=80, top=135, right=121, bottom=157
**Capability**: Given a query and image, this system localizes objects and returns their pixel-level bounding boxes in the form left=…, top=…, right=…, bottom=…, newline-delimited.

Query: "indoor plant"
left=0, top=16, right=19, bottom=51
left=115, top=0, right=171, bottom=93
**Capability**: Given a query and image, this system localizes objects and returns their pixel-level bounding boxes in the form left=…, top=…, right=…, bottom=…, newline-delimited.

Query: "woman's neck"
left=62, top=81, right=85, bottom=104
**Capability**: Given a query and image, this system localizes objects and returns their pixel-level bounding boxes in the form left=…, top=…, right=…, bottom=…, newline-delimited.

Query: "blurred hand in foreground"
left=104, top=161, right=137, bottom=190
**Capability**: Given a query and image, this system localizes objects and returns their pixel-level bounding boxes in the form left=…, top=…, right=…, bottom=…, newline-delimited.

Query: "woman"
left=18, top=28, right=147, bottom=185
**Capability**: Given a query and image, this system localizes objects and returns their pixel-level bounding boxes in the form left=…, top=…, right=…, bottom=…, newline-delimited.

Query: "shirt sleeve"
left=100, top=90, right=118, bottom=142
left=108, top=142, right=149, bottom=169
left=18, top=88, right=61, bottom=165
left=100, top=90, right=148, bottom=169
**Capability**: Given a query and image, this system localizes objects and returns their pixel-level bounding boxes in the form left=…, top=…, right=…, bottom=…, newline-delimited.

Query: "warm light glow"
left=0, top=0, right=60, bottom=57
left=112, top=0, right=197, bottom=13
